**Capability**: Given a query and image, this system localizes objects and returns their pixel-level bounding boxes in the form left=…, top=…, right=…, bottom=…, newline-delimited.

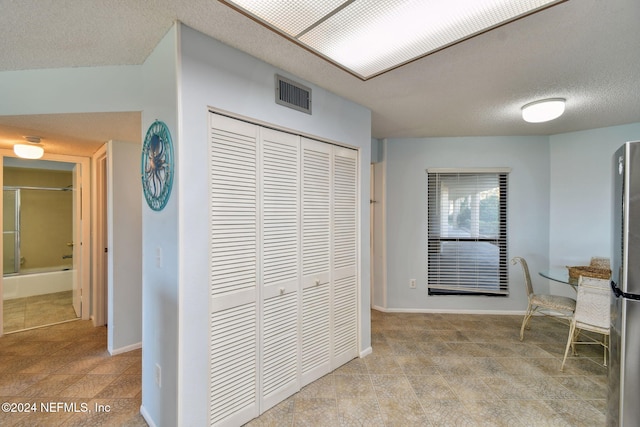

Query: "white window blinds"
left=427, top=169, right=509, bottom=295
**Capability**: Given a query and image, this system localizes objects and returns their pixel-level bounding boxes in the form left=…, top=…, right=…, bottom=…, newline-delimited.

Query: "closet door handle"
left=279, top=287, right=285, bottom=295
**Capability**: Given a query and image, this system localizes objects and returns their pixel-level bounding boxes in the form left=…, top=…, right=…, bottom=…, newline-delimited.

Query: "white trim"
left=109, top=341, right=142, bottom=356
left=2, top=318, right=80, bottom=335
left=176, top=21, right=184, bottom=427
left=381, top=143, right=388, bottom=309
left=91, top=144, right=108, bottom=327
left=426, top=167, right=512, bottom=174
left=359, top=346, right=372, bottom=358
left=369, top=163, right=374, bottom=309
left=207, top=106, right=358, bottom=151
left=372, top=307, right=526, bottom=315
left=0, top=149, right=91, bottom=329
left=140, top=405, right=158, bottom=427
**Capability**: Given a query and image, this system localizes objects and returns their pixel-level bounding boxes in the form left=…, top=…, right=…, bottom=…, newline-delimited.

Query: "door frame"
left=72, top=162, right=82, bottom=316
left=91, top=144, right=108, bottom=327
left=0, top=150, right=91, bottom=336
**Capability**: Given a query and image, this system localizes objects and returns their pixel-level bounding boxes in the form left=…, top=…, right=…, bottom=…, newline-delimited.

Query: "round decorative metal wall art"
left=141, top=120, right=174, bottom=211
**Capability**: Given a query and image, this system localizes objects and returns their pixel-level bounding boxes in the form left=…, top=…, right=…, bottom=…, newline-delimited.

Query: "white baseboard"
left=372, top=306, right=526, bottom=315
left=109, top=341, right=142, bottom=356
left=359, top=346, right=373, bottom=358
left=140, top=405, right=157, bottom=427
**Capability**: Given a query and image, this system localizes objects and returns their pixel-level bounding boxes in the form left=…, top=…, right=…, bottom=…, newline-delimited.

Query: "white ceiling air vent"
left=275, top=75, right=312, bottom=114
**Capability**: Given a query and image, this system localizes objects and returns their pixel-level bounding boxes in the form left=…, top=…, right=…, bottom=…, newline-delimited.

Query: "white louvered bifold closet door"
left=259, top=128, right=300, bottom=411
left=331, top=147, right=358, bottom=366
left=209, top=114, right=259, bottom=427
left=208, top=112, right=359, bottom=426
left=300, top=138, right=333, bottom=386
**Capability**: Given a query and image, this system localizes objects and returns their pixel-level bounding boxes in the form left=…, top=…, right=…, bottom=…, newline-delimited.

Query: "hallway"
left=0, top=320, right=145, bottom=426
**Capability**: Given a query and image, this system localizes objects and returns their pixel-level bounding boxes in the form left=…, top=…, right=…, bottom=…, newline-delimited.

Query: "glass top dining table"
left=539, top=268, right=579, bottom=288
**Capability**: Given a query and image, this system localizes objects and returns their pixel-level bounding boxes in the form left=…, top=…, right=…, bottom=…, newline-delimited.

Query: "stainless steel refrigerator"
left=609, top=140, right=640, bottom=426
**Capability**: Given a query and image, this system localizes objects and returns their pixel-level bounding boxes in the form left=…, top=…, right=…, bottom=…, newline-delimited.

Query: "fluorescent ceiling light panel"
left=222, top=0, right=566, bottom=79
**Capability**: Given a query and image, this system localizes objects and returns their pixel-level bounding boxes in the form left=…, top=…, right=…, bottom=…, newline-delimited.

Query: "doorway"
left=91, top=146, right=108, bottom=328
left=0, top=153, right=91, bottom=335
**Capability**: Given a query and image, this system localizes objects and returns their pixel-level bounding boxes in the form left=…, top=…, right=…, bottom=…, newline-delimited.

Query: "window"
left=427, top=169, right=509, bottom=295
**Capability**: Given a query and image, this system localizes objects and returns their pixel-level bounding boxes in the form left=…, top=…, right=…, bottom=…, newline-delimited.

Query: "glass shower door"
left=3, top=189, right=19, bottom=275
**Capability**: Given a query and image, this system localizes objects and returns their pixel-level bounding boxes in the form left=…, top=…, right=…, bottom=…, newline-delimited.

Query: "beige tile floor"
left=3, top=291, right=78, bottom=333
left=0, top=319, right=145, bottom=427
left=0, top=310, right=608, bottom=426
left=248, top=310, right=608, bottom=426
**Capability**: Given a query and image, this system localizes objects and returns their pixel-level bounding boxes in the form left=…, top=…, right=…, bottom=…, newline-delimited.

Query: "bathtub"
left=3, top=268, right=74, bottom=300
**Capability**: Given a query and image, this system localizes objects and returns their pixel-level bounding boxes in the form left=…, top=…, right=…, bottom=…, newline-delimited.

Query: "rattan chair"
left=512, top=257, right=576, bottom=341
left=561, top=275, right=610, bottom=370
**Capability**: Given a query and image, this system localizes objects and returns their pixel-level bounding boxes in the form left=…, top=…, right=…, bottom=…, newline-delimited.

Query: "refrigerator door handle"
left=612, top=280, right=623, bottom=297
left=611, top=280, right=640, bottom=300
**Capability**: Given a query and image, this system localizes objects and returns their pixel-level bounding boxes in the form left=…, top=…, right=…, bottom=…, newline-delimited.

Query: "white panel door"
left=209, top=113, right=259, bottom=427
left=331, top=147, right=359, bottom=366
left=259, top=127, right=300, bottom=411
left=300, top=137, right=332, bottom=386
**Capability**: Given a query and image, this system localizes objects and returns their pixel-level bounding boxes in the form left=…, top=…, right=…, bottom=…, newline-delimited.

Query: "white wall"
left=0, top=66, right=141, bottom=115
left=381, top=124, right=640, bottom=311
left=107, top=140, right=142, bottom=354
left=177, top=23, right=371, bottom=426
left=372, top=159, right=386, bottom=309
left=548, top=123, right=640, bottom=296
left=383, top=136, right=550, bottom=312
left=371, top=138, right=382, bottom=163
left=139, top=26, right=179, bottom=427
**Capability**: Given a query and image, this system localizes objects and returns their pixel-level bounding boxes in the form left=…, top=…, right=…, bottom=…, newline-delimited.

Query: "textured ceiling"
left=0, top=0, right=639, bottom=156
left=0, top=113, right=141, bottom=157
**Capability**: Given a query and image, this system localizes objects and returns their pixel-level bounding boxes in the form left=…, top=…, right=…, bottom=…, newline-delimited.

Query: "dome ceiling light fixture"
left=220, top=0, right=567, bottom=80
left=521, top=98, right=566, bottom=123
left=14, top=136, right=44, bottom=159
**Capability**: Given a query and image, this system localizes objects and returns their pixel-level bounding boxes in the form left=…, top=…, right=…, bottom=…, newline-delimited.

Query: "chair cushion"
left=531, top=293, right=576, bottom=312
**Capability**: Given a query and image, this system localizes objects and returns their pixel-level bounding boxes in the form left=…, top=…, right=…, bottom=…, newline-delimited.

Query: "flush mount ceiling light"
left=521, top=98, right=566, bottom=123
left=220, top=0, right=567, bottom=80
left=14, top=136, right=44, bottom=159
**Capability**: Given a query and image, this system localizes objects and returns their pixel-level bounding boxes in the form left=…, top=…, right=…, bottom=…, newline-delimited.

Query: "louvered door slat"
left=262, top=293, right=297, bottom=399
left=210, top=302, right=257, bottom=426
left=333, top=275, right=357, bottom=362
left=301, top=283, right=331, bottom=376
left=302, top=140, right=331, bottom=280
left=209, top=113, right=259, bottom=427
left=262, top=130, right=299, bottom=288
left=300, top=138, right=332, bottom=386
left=332, top=150, right=357, bottom=273
left=331, top=147, right=358, bottom=367
left=260, top=128, right=300, bottom=412
left=210, top=118, right=257, bottom=300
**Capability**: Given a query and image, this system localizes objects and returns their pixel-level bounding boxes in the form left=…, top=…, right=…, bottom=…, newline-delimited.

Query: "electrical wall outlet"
left=409, top=279, right=417, bottom=289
